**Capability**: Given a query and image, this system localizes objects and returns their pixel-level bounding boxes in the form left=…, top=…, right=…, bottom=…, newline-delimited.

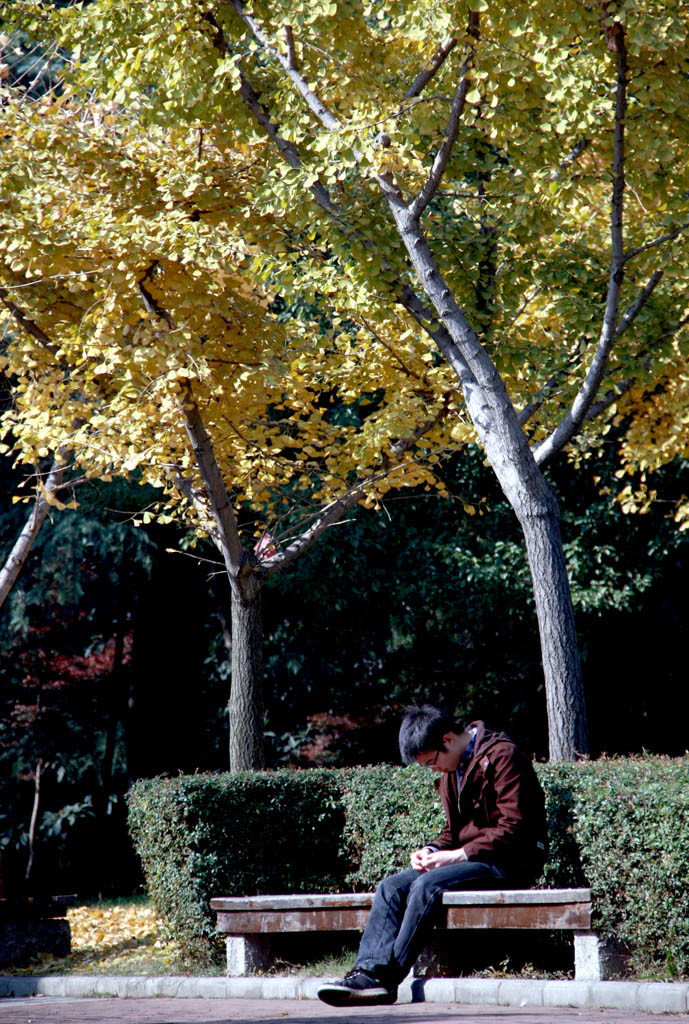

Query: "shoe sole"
left=317, top=985, right=396, bottom=1007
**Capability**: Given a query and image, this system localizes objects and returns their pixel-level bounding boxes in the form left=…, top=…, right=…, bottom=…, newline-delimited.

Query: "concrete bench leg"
left=225, top=935, right=273, bottom=976
left=574, top=930, right=604, bottom=981
left=574, top=930, right=623, bottom=981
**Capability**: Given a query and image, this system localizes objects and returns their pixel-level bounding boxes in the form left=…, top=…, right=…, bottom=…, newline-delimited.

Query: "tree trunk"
left=0, top=458, right=65, bottom=610
left=98, top=616, right=126, bottom=815
left=25, top=758, right=43, bottom=884
left=229, top=572, right=264, bottom=771
left=384, top=203, right=589, bottom=761
left=515, top=483, right=588, bottom=760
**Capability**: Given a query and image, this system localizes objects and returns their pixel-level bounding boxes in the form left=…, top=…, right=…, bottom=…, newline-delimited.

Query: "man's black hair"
left=398, top=704, right=463, bottom=764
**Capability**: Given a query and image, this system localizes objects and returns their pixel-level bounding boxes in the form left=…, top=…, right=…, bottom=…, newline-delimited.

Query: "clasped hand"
left=410, top=846, right=466, bottom=872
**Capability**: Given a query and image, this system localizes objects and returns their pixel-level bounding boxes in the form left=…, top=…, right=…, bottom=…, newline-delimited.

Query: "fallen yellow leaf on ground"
left=7, top=899, right=204, bottom=977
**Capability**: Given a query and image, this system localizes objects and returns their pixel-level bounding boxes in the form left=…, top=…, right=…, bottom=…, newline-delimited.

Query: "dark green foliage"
left=552, top=758, right=689, bottom=978
left=0, top=486, right=156, bottom=896
left=129, top=757, right=689, bottom=977
left=260, top=443, right=689, bottom=763
left=341, top=764, right=445, bottom=889
left=127, top=771, right=350, bottom=962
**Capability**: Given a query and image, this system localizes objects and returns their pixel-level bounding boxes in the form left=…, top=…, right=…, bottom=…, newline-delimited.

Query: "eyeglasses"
left=418, top=750, right=440, bottom=768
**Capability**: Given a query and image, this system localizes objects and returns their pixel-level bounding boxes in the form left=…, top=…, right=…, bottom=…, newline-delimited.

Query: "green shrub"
left=128, top=756, right=689, bottom=977
left=341, top=763, right=446, bottom=888
left=543, top=758, right=689, bottom=978
left=128, top=770, right=349, bottom=962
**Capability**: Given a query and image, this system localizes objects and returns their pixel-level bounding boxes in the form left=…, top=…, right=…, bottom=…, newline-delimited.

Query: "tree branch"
left=519, top=270, right=663, bottom=429
left=409, top=15, right=478, bottom=222
left=262, top=405, right=449, bottom=577
left=548, top=138, right=591, bottom=181
left=517, top=361, right=579, bottom=427
left=532, top=25, right=628, bottom=467
left=177, top=383, right=246, bottom=577
left=134, top=270, right=248, bottom=580
left=624, top=221, right=689, bottom=264
left=356, top=316, right=427, bottom=383
left=228, top=0, right=341, bottom=132
left=0, top=456, right=67, bottom=609
left=583, top=377, right=634, bottom=421
left=222, top=4, right=508, bottom=447
left=616, top=269, right=664, bottom=336
left=236, top=70, right=343, bottom=218
left=284, top=24, right=297, bottom=70
left=581, top=305, right=689, bottom=424
left=404, top=36, right=457, bottom=100
left=138, top=262, right=175, bottom=326
left=0, top=287, right=60, bottom=355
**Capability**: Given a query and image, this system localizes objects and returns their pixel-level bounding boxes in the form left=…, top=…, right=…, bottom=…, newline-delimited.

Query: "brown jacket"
left=429, top=720, right=547, bottom=880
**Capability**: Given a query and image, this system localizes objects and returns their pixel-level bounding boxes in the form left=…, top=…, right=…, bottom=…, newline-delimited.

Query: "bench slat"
left=211, top=894, right=375, bottom=912
left=215, top=889, right=592, bottom=934
left=445, top=903, right=591, bottom=930
left=211, top=888, right=590, bottom=914
left=442, top=888, right=591, bottom=906
left=216, top=908, right=372, bottom=933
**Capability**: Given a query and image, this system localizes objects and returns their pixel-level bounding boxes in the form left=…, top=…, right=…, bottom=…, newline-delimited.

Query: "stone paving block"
left=298, top=977, right=330, bottom=1000
left=593, top=981, right=641, bottom=1010
left=120, top=976, right=148, bottom=998
left=164, top=977, right=196, bottom=998
left=60, top=975, right=100, bottom=997
left=419, top=978, right=458, bottom=1003
left=94, top=977, right=125, bottom=997
left=146, top=977, right=171, bottom=996
left=3, top=977, right=36, bottom=997
left=542, top=980, right=593, bottom=1007
left=36, top=976, right=66, bottom=996
left=497, top=979, right=544, bottom=1006
left=262, top=977, right=300, bottom=999
left=636, top=982, right=689, bottom=1014
left=225, top=976, right=265, bottom=998
left=196, top=978, right=229, bottom=999
left=134, top=977, right=158, bottom=997
left=453, top=978, right=502, bottom=1004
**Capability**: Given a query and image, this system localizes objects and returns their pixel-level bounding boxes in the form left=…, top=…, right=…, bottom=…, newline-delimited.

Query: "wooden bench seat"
left=211, top=888, right=607, bottom=981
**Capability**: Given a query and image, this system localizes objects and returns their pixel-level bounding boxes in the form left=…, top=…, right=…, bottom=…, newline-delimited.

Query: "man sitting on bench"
left=317, top=704, right=547, bottom=1007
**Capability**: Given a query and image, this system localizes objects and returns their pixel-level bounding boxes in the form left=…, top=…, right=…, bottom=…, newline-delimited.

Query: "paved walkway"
left=1, top=998, right=688, bottom=1024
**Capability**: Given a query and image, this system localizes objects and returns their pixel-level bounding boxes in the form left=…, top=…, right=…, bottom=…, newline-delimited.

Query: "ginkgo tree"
left=3, top=0, right=689, bottom=761
left=205, top=0, right=689, bottom=763
left=613, top=346, right=689, bottom=528
left=0, top=38, right=465, bottom=768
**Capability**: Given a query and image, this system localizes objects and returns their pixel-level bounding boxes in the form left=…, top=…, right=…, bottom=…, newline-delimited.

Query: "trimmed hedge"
left=128, top=769, right=349, bottom=961
left=128, top=757, right=689, bottom=976
left=549, top=758, right=689, bottom=978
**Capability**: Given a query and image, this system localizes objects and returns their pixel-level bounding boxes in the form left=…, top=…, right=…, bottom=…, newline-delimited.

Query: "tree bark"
left=0, top=458, right=65, bottom=610
left=229, top=572, right=265, bottom=771
left=514, top=483, right=588, bottom=760
left=25, top=758, right=43, bottom=884
left=380, top=203, right=589, bottom=759
left=98, top=612, right=126, bottom=815
left=178, top=387, right=266, bottom=771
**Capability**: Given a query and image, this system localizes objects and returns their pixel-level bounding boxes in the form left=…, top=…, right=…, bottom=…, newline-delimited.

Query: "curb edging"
left=1, top=975, right=687, bottom=1014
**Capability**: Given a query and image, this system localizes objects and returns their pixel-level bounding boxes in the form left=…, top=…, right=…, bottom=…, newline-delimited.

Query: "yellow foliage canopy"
left=2, top=0, right=689, bottom=540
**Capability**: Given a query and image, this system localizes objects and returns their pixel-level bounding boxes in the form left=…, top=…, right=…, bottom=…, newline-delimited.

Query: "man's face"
left=415, top=731, right=463, bottom=773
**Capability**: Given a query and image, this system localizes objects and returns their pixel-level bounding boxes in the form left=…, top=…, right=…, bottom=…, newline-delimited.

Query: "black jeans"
left=355, top=860, right=508, bottom=985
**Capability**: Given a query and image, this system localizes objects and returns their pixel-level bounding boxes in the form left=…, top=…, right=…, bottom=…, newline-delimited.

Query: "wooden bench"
left=211, top=888, right=609, bottom=981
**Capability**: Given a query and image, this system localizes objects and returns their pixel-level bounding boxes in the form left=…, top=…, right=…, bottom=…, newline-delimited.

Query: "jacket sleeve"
left=426, top=775, right=458, bottom=850
left=461, top=745, right=537, bottom=862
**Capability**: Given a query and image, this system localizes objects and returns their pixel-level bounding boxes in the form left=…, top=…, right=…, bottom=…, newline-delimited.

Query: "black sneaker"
left=317, top=968, right=397, bottom=1007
